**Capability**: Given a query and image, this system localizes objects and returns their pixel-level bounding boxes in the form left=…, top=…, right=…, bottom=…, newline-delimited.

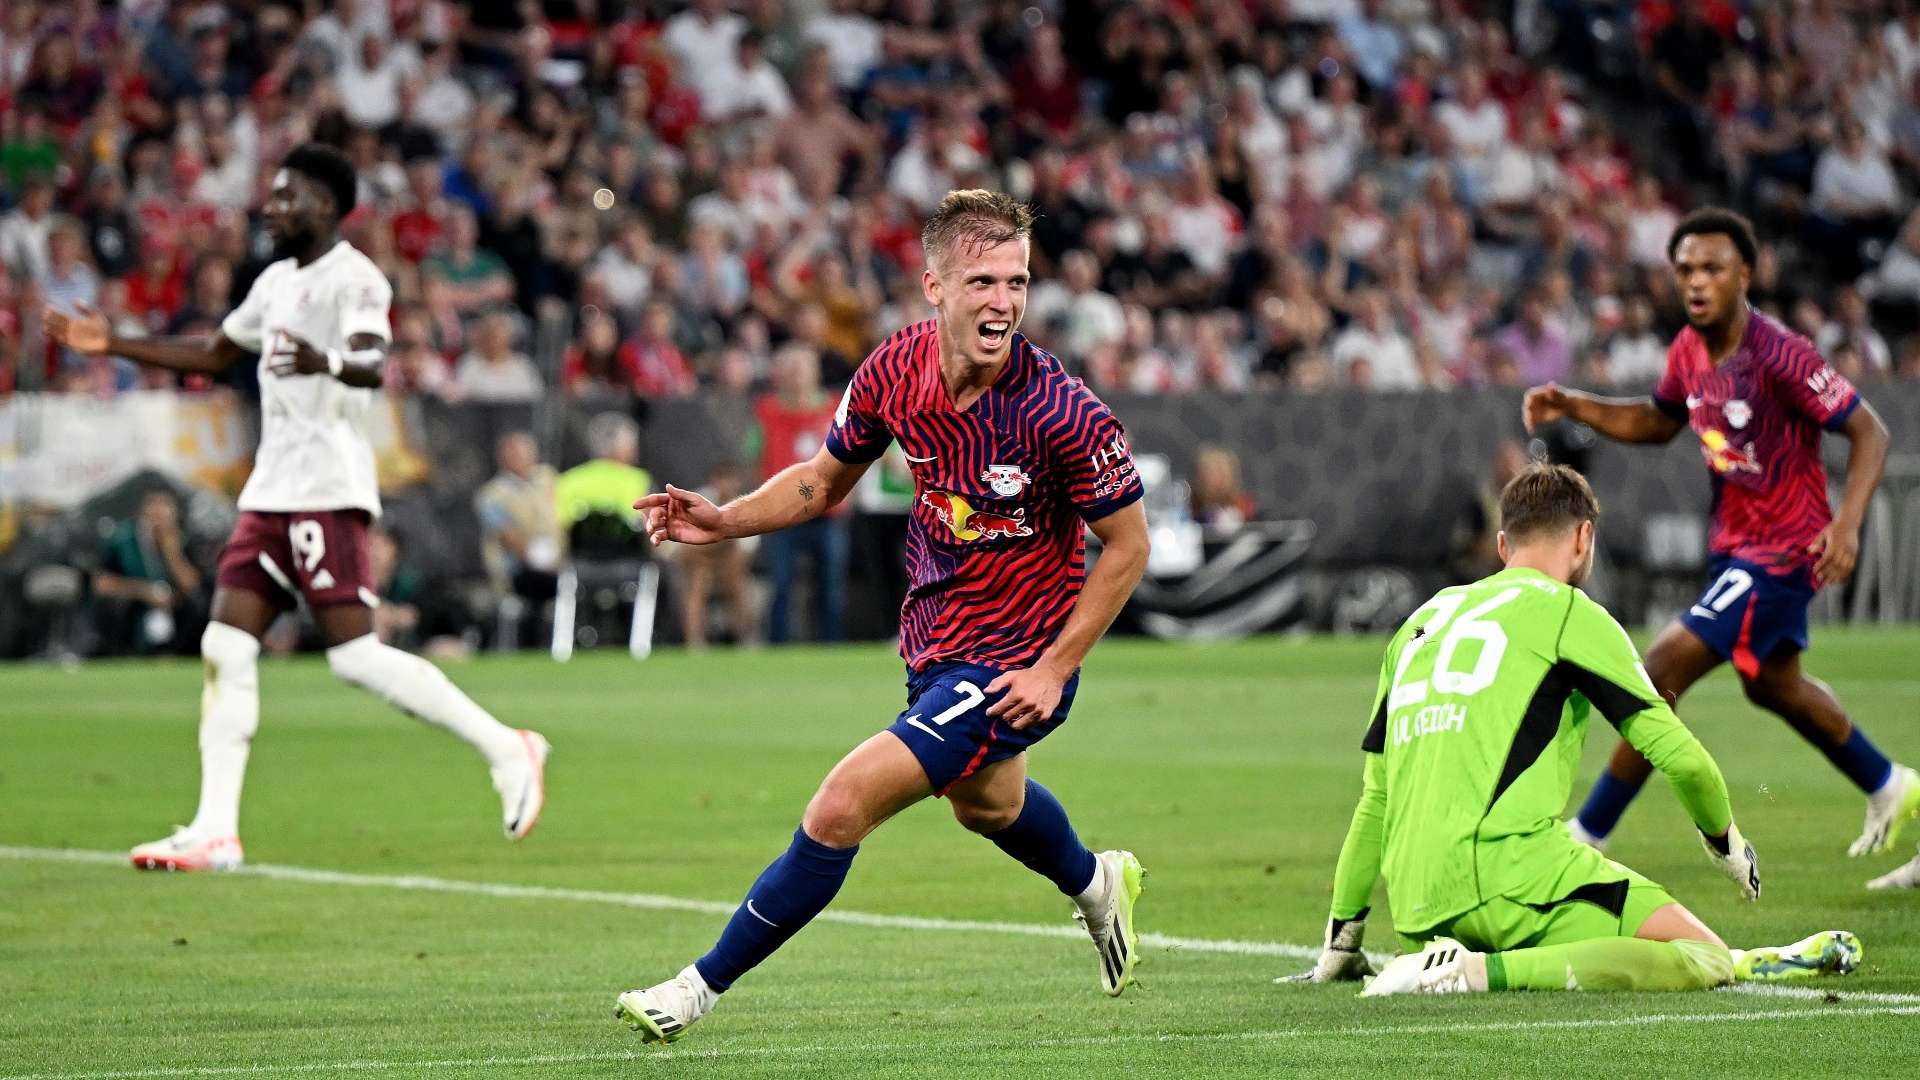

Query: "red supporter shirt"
left=826, top=321, right=1144, bottom=671
left=1653, top=309, right=1860, bottom=577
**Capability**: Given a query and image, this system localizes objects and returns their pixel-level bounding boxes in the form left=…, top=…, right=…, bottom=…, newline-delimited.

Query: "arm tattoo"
left=798, top=480, right=817, bottom=503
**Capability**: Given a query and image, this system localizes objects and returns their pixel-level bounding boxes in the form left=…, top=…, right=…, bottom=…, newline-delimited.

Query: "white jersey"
left=220, top=240, right=392, bottom=516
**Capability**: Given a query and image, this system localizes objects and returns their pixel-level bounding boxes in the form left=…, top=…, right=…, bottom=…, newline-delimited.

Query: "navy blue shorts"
left=1680, top=556, right=1815, bottom=679
left=885, top=661, right=1079, bottom=796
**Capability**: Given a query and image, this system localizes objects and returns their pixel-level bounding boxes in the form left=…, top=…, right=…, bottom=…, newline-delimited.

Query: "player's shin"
left=1485, top=937, right=1732, bottom=992
left=983, top=779, right=1100, bottom=900
left=1574, top=769, right=1645, bottom=843
left=324, top=634, right=522, bottom=766
left=189, top=622, right=260, bottom=837
left=694, top=827, right=859, bottom=991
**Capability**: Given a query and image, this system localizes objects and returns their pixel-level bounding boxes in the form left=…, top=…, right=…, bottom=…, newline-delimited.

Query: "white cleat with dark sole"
left=129, top=827, right=244, bottom=872
left=493, top=730, right=550, bottom=841
left=1851, top=765, right=1920, bottom=857
left=1074, top=849, right=1146, bottom=997
left=615, top=965, right=716, bottom=1044
left=1362, top=938, right=1488, bottom=997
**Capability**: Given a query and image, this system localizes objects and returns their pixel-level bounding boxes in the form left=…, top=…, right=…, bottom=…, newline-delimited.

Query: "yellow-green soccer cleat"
left=1732, top=931, right=1864, bottom=981
left=1849, top=765, right=1920, bottom=857
left=1074, top=849, right=1145, bottom=996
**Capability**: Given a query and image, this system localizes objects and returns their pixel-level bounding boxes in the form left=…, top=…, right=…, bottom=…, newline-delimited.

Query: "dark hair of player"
left=1499, top=463, right=1600, bottom=542
left=1666, top=207, right=1758, bottom=269
left=282, top=143, right=358, bottom=220
left=921, top=189, right=1034, bottom=268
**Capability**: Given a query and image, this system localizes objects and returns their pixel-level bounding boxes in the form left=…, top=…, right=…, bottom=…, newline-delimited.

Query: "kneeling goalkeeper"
left=1292, top=463, right=1858, bottom=995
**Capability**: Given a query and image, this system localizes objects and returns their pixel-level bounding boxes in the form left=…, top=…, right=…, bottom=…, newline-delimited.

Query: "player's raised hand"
left=43, top=303, right=110, bottom=354
left=1807, top=520, right=1860, bottom=585
left=268, top=332, right=329, bottom=376
left=635, top=484, right=729, bottom=546
left=1522, top=382, right=1569, bottom=433
left=1701, top=823, right=1761, bottom=901
left=984, top=663, right=1067, bottom=730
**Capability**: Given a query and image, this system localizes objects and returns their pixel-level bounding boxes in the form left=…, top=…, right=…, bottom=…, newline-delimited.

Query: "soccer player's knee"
left=326, top=633, right=411, bottom=696
left=801, top=786, right=868, bottom=848
left=1739, top=672, right=1786, bottom=711
left=950, top=798, right=1019, bottom=834
left=1674, top=938, right=1734, bottom=989
left=200, top=622, right=259, bottom=689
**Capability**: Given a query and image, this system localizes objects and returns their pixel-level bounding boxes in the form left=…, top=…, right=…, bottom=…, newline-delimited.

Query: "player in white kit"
left=45, top=144, right=549, bottom=871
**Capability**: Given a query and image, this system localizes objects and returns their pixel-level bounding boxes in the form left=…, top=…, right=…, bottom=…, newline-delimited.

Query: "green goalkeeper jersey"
left=1329, top=566, right=1734, bottom=935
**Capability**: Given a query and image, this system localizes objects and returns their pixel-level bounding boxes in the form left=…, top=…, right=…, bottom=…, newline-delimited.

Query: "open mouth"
left=1686, top=296, right=1712, bottom=317
left=977, top=320, right=1010, bottom=351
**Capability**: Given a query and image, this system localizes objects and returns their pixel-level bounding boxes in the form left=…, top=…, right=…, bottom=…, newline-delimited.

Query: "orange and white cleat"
left=129, top=827, right=244, bottom=872
left=493, top=729, right=550, bottom=841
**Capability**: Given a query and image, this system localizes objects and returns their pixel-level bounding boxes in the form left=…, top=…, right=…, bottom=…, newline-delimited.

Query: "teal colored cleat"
left=1732, top=930, right=1863, bottom=981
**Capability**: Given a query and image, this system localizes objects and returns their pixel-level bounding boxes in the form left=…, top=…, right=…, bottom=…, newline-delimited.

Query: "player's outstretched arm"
left=43, top=304, right=250, bottom=374
left=1809, top=400, right=1890, bottom=585
left=1523, top=382, right=1685, bottom=444
left=1285, top=752, right=1385, bottom=983
left=637, top=446, right=869, bottom=546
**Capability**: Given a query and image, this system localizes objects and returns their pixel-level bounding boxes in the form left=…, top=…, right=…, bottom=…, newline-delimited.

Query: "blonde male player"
left=46, top=144, right=548, bottom=871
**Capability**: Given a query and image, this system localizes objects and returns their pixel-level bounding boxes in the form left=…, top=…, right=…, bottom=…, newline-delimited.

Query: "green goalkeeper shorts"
left=1397, top=845, right=1678, bottom=955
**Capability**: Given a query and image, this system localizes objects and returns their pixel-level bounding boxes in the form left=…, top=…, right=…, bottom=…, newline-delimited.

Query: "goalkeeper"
left=1291, top=463, right=1860, bottom=996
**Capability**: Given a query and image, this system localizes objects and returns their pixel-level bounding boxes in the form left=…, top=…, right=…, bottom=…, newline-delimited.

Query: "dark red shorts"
left=215, top=509, right=375, bottom=612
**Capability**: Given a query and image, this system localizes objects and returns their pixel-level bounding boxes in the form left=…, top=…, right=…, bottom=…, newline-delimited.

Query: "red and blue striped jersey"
left=826, top=320, right=1144, bottom=671
left=1653, top=309, right=1860, bottom=577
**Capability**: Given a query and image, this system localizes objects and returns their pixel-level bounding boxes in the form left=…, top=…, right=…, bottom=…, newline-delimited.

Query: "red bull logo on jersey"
left=1699, top=429, right=1762, bottom=476
left=922, top=491, right=1034, bottom=541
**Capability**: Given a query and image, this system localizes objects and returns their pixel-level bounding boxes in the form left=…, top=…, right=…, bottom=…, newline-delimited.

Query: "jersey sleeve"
left=1557, top=592, right=1733, bottom=836
left=338, top=264, right=394, bottom=343
left=1328, top=751, right=1387, bottom=923
left=824, top=355, right=891, bottom=464
left=1054, top=391, right=1144, bottom=522
left=1651, top=339, right=1688, bottom=422
left=218, top=266, right=274, bottom=353
left=1769, top=338, right=1860, bottom=431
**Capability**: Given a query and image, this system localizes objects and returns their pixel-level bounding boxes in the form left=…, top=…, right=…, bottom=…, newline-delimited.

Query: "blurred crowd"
left=4, top=0, right=1920, bottom=403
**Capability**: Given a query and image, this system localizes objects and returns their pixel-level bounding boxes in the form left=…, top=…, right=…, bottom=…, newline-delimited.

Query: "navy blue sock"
left=1575, top=770, right=1646, bottom=840
left=1822, top=725, right=1895, bottom=794
left=694, top=827, right=857, bottom=992
left=984, top=780, right=1098, bottom=896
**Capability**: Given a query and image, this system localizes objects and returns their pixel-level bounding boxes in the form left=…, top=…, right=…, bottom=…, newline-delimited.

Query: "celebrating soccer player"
left=44, top=144, right=549, bottom=872
left=1289, top=464, right=1858, bottom=995
left=1523, top=208, right=1910, bottom=880
left=617, top=190, right=1151, bottom=1042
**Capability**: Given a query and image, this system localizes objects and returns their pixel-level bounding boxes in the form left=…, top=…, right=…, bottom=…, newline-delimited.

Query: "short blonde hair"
left=921, top=189, right=1034, bottom=269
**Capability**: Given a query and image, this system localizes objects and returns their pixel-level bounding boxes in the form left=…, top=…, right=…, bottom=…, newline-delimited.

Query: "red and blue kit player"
left=618, top=191, right=1152, bottom=1043
left=1523, top=208, right=1911, bottom=882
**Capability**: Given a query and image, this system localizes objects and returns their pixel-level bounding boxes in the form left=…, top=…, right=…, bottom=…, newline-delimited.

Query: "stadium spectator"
left=427, top=204, right=516, bottom=322
left=1330, top=288, right=1420, bottom=390
left=752, top=343, right=846, bottom=644
left=452, top=310, right=542, bottom=405
left=1809, top=114, right=1904, bottom=280
left=1495, top=288, right=1572, bottom=386
left=0, top=175, right=55, bottom=282
left=1607, top=296, right=1667, bottom=387
left=1189, top=445, right=1257, bottom=529
left=476, top=431, right=565, bottom=640
left=90, top=488, right=205, bottom=656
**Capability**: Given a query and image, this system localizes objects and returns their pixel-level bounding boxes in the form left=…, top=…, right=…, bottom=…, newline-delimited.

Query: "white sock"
left=326, top=634, right=522, bottom=768
left=189, top=622, right=260, bottom=838
left=1869, top=764, right=1910, bottom=804
left=1072, top=855, right=1112, bottom=918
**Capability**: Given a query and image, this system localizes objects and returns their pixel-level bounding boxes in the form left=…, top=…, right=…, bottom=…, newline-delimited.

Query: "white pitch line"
left=7, top=846, right=1919, bottom=1010
left=6, top=1005, right=1920, bottom=1080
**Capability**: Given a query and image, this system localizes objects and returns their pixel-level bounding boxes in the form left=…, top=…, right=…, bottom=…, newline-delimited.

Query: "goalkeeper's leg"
left=1488, top=933, right=1732, bottom=992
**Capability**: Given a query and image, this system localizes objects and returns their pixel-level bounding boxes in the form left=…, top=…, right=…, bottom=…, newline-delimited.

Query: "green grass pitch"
left=3, top=630, right=1919, bottom=1078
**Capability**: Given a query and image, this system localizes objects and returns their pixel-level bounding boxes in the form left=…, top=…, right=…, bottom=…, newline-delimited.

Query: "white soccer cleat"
left=1073, top=849, right=1146, bottom=996
left=1566, top=817, right=1610, bottom=853
left=1850, top=765, right=1920, bottom=857
left=129, top=827, right=244, bottom=872
left=1867, top=851, right=1920, bottom=890
left=1362, top=938, right=1487, bottom=997
left=492, top=729, right=550, bottom=841
left=615, top=964, right=716, bottom=1043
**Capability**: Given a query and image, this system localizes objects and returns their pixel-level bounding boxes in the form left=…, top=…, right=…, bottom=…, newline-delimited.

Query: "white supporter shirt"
left=220, top=241, right=392, bottom=517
